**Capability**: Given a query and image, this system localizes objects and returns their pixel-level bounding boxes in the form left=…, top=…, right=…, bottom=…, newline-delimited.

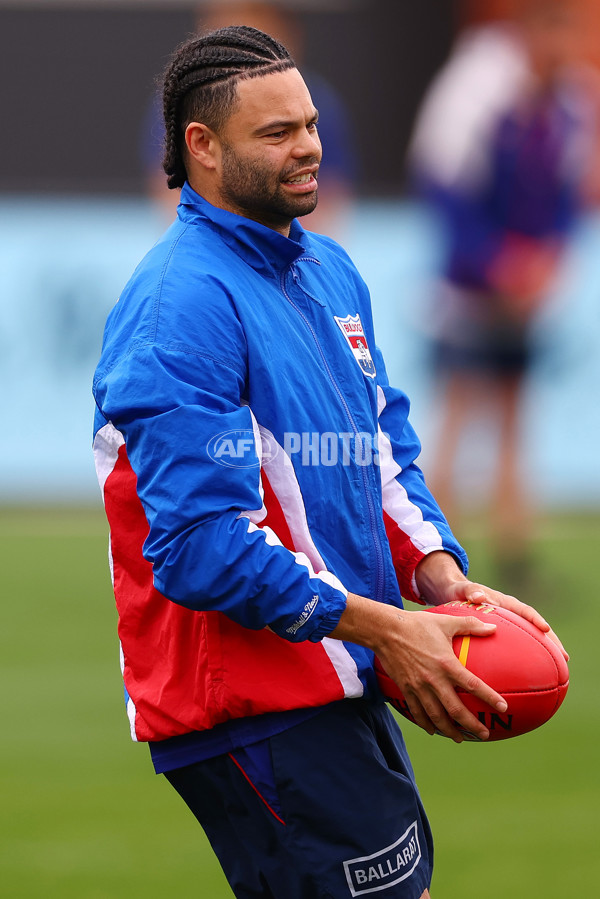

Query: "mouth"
left=282, top=168, right=319, bottom=191
left=286, top=172, right=314, bottom=184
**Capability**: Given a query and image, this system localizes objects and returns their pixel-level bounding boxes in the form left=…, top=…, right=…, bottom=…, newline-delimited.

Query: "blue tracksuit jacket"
left=92, top=183, right=467, bottom=742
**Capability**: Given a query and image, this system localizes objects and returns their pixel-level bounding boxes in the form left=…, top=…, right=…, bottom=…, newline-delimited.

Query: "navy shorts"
left=165, top=699, right=433, bottom=898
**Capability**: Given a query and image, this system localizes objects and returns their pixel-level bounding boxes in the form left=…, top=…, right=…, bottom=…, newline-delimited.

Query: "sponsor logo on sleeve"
left=343, top=821, right=421, bottom=896
left=285, top=595, right=319, bottom=636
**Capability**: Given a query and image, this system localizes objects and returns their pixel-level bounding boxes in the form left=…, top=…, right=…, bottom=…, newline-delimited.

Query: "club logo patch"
left=334, top=313, right=376, bottom=379
left=343, top=821, right=421, bottom=896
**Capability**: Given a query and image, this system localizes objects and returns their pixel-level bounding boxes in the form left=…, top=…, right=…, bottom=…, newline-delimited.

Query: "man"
left=141, top=1, right=357, bottom=239
left=93, top=26, right=562, bottom=898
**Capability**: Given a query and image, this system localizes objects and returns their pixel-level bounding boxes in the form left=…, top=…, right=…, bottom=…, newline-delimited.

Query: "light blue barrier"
left=1, top=195, right=598, bottom=505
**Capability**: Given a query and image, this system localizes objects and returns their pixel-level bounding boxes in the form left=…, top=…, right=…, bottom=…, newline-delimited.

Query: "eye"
left=266, top=130, right=287, bottom=140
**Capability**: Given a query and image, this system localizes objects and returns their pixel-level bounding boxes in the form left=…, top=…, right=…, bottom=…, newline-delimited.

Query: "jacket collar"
left=178, top=182, right=312, bottom=275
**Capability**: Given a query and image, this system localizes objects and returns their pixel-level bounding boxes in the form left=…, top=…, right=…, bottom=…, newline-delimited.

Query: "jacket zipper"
left=281, top=265, right=385, bottom=605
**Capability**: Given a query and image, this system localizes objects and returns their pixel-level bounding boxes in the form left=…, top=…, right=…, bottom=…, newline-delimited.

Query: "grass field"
left=1, top=506, right=598, bottom=898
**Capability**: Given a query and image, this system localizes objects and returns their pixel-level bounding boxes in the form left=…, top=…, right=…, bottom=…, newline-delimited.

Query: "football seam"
left=485, top=613, right=568, bottom=714
left=490, top=612, right=565, bottom=678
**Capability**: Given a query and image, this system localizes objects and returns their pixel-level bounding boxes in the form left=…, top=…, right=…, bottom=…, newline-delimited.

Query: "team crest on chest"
left=333, top=313, right=376, bottom=379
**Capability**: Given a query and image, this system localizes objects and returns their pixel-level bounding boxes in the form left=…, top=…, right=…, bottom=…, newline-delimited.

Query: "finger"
left=463, top=586, right=488, bottom=604
left=405, top=689, right=472, bottom=744
left=402, top=694, right=438, bottom=738
left=451, top=582, right=506, bottom=606
left=411, top=683, right=494, bottom=743
left=434, top=688, right=492, bottom=742
left=504, top=599, right=551, bottom=634
left=498, top=602, right=568, bottom=659
left=546, top=627, right=569, bottom=661
left=477, top=589, right=552, bottom=635
left=450, top=615, right=498, bottom=638
left=455, top=665, right=508, bottom=719
left=471, top=594, right=569, bottom=659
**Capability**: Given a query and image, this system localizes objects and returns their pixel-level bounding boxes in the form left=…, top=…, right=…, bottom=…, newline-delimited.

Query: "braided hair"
left=162, top=25, right=295, bottom=189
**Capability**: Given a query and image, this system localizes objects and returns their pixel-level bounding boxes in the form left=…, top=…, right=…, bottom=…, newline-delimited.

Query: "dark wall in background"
left=0, top=1, right=456, bottom=196
left=302, top=0, right=457, bottom=195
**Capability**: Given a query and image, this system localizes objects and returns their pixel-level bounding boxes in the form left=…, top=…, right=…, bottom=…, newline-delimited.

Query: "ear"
left=184, top=122, right=221, bottom=171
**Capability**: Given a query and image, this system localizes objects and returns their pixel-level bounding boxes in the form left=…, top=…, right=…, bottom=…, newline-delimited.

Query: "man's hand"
left=328, top=551, right=567, bottom=743
left=328, top=590, right=506, bottom=742
left=416, top=551, right=568, bottom=661
left=374, top=605, right=508, bottom=742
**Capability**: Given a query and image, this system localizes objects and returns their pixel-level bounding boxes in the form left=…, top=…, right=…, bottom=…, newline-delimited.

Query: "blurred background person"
left=407, top=0, right=600, bottom=590
left=140, top=0, right=357, bottom=241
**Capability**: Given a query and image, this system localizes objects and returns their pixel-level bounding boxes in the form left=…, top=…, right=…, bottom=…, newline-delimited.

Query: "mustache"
left=281, top=160, right=320, bottom=180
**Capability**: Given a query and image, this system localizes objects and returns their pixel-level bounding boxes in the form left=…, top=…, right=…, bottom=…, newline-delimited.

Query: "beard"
left=218, top=141, right=319, bottom=231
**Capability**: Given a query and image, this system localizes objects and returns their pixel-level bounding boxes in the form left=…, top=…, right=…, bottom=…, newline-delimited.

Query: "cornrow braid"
left=161, top=25, right=295, bottom=189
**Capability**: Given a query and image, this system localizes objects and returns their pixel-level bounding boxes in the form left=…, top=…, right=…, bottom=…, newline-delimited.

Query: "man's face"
left=216, top=67, right=322, bottom=233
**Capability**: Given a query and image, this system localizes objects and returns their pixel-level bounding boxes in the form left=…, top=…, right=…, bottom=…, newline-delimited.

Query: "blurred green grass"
left=1, top=506, right=598, bottom=898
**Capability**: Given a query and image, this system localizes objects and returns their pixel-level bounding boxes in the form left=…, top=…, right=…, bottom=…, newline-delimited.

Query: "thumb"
left=453, top=615, right=497, bottom=637
left=462, top=586, right=487, bottom=603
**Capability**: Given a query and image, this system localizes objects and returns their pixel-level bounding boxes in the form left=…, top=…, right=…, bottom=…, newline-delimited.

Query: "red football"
left=375, top=600, right=569, bottom=741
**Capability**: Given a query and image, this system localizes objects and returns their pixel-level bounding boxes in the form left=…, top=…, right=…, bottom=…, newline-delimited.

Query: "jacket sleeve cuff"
left=273, top=580, right=348, bottom=644
left=307, top=593, right=348, bottom=642
left=401, top=543, right=469, bottom=606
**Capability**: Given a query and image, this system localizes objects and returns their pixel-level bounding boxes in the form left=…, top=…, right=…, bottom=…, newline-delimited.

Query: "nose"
left=292, top=126, right=322, bottom=160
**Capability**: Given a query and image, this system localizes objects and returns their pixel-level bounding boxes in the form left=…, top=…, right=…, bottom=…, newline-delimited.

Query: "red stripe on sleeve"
left=383, top=510, right=427, bottom=605
left=259, top=469, right=296, bottom=552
